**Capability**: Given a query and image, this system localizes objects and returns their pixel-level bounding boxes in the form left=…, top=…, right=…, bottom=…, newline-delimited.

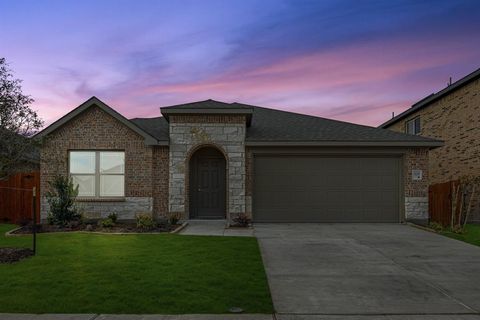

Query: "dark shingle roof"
left=136, top=100, right=442, bottom=147
left=237, top=104, right=442, bottom=146
left=161, top=99, right=252, bottom=110
left=130, top=117, right=169, bottom=141
left=379, top=67, right=480, bottom=128
left=38, top=97, right=443, bottom=147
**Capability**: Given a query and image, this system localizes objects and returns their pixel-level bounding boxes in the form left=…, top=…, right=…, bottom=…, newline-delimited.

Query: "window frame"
left=405, top=116, right=421, bottom=135
left=69, top=150, right=125, bottom=199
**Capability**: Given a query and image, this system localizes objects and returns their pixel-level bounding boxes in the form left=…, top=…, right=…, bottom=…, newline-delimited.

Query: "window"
left=405, top=117, right=421, bottom=135
left=69, top=151, right=125, bottom=197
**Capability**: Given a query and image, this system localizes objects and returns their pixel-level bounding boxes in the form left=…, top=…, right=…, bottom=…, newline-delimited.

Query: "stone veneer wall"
left=387, top=78, right=480, bottom=221
left=168, top=115, right=246, bottom=221
left=40, top=106, right=155, bottom=220
left=404, top=148, right=429, bottom=220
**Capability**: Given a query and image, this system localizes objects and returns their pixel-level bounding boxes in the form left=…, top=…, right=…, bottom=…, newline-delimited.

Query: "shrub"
left=232, top=213, right=251, bottom=227
left=107, top=212, right=118, bottom=223
left=168, top=213, right=180, bottom=225
left=450, top=224, right=465, bottom=234
left=429, top=221, right=444, bottom=232
left=100, top=218, right=115, bottom=228
left=45, top=175, right=80, bottom=227
left=136, top=213, right=155, bottom=230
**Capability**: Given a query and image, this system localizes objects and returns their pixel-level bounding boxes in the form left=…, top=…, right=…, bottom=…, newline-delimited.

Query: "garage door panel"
left=253, top=156, right=400, bottom=222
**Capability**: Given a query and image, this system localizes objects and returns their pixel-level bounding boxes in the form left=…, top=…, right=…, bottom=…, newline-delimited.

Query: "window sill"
left=76, top=197, right=126, bottom=202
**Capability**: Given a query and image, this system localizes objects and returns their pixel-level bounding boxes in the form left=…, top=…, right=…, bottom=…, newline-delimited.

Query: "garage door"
left=253, top=156, right=401, bottom=222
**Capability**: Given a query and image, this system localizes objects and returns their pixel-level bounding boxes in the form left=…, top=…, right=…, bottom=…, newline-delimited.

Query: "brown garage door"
left=253, top=155, right=401, bottom=222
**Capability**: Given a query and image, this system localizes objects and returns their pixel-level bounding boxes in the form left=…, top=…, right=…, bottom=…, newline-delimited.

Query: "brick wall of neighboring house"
left=40, top=106, right=160, bottom=221
left=387, top=78, right=480, bottom=221
left=167, top=115, right=247, bottom=222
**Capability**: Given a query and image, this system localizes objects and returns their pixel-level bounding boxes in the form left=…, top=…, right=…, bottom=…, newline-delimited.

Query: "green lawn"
left=440, top=224, right=480, bottom=247
left=0, top=224, right=273, bottom=314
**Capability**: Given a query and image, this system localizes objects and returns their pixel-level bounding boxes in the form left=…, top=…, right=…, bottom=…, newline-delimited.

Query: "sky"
left=1, top=0, right=480, bottom=127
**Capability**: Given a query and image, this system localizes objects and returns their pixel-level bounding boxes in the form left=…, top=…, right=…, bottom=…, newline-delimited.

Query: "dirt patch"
left=11, top=223, right=180, bottom=234
left=0, top=247, right=34, bottom=264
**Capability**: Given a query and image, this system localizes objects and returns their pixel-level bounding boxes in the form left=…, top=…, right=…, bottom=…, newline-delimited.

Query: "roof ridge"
left=160, top=99, right=231, bottom=109
left=235, top=102, right=390, bottom=131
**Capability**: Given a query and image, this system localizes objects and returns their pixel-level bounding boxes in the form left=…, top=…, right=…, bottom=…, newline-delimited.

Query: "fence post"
left=32, top=186, right=36, bottom=255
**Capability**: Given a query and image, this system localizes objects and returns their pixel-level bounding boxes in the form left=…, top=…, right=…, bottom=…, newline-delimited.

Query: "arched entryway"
left=189, top=147, right=227, bottom=219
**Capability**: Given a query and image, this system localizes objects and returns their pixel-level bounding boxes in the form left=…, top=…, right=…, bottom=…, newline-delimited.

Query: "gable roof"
left=36, top=97, right=443, bottom=148
left=238, top=104, right=442, bottom=147
left=160, top=99, right=253, bottom=125
left=379, top=67, right=480, bottom=128
left=35, top=97, right=165, bottom=145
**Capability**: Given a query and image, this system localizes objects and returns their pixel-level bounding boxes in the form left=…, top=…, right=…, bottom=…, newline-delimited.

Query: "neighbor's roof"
left=379, top=67, right=480, bottom=128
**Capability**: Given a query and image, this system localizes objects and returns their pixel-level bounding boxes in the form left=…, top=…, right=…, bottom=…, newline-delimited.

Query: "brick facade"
left=152, top=146, right=169, bottom=217
left=39, top=101, right=432, bottom=223
left=386, top=78, right=480, bottom=221
left=404, top=148, right=429, bottom=220
left=40, top=106, right=168, bottom=220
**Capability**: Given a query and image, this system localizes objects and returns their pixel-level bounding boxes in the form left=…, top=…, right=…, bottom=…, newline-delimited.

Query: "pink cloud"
left=32, top=35, right=479, bottom=128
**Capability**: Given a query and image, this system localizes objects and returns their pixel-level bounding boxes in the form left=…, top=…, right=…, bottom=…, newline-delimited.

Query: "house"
left=36, top=97, right=442, bottom=224
left=380, top=68, right=480, bottom=222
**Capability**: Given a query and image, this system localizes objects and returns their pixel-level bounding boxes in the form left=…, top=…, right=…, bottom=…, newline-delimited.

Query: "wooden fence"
left=428, top=180, right=458, bottom=226
left=0, top=172, right=40, bottom=224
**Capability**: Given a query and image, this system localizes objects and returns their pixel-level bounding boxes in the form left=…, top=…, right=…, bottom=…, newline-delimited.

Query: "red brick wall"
left=40, top=106, right=154, bottom=199
left=404, top=148, right=429, bottom=197
left=152, top=146, right=169, bottom=217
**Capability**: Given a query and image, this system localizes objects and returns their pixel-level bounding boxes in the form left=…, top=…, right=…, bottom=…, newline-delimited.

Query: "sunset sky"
left=2, top=0, right=480, bottom=127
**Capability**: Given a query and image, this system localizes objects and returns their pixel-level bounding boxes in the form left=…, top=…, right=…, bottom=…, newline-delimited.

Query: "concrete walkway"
left=255, top=223, right=480, bottom=318
left=179, top=220, right=254, bottom=237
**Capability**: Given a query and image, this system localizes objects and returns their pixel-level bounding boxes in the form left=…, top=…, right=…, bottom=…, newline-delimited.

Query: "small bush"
left=232, top=213, right=251, bottom=227
left=107, top=213, right=118, bottom=223
left=168, top=213, right=180, bottom=225
left=450, top=225, right=465, bottom=234
left=100, top=218, right=115, bottom=228
left=429, top=222, right=444, bottom=232
left=45, top=175, right=80, bottom=227
left=136, top=213, right=155, bottom=230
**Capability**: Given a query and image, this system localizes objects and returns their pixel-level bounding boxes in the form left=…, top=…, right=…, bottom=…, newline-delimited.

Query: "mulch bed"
left=11, top=223, right=180, bottom=235
left=0, top=247, right=34, bottom=264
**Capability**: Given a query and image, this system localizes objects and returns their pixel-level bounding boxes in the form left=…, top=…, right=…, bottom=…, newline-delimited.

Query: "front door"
left=189, top=147, right=226, bottom=219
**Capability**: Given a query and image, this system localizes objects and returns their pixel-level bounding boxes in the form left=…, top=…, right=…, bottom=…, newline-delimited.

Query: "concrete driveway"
left=255, top=223, right=480, bottom=319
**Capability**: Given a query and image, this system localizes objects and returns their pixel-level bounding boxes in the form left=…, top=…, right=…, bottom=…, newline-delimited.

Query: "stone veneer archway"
left=167, top=115, right=246, bottom=222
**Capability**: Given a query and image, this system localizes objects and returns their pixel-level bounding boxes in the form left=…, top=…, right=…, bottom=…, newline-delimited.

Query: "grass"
left=0, top=224, right=273, bottom=314
left=439, top=224, right=480, bottom=247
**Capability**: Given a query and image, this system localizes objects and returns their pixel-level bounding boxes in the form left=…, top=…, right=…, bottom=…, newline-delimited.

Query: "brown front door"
left=189, top=147, right=226, bottom=219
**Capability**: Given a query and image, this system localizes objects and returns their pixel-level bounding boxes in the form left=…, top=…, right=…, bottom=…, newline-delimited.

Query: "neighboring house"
left=36, top=97, right=441, bottom=224
left=380, top=68, right=480, bottom=222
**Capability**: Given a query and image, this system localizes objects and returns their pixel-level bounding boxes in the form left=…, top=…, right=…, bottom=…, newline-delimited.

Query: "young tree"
left=0, top=57, right=43, bottom=179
